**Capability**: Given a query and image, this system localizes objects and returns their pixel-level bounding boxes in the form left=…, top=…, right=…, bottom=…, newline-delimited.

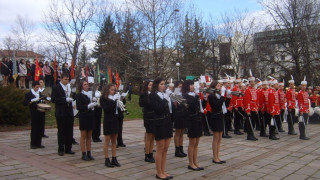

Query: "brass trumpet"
left=170, top=93, right=189, bottom=108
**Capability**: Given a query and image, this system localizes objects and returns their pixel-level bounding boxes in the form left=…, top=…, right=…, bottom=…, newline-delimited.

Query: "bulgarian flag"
left=34, top=56, right=40, bottom=81
left=108, top=66, right=112, bottom=83
left=53, top=56, right=57, bottom=83
left=116, top=71, right=120, bottom=88
left=70, top=59, right=75, bottom=79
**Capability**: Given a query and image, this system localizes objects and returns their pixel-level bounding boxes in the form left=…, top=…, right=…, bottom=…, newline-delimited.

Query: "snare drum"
left=37, top=103, right=52, bottom=112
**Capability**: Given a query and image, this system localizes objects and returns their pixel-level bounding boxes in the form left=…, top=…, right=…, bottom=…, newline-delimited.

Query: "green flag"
left=105, top=69, right=109, bottom=83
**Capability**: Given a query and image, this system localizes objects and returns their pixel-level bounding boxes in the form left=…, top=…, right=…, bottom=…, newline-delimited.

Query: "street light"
left=176, top=62, right=180, bottom=81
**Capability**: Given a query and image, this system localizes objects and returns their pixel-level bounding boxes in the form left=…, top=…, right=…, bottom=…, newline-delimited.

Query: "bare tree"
left=43, top=0, right=97, bottom=65
left=259, top=0, right=320, bottom=83
left=126, top=0, right=182, bottom=79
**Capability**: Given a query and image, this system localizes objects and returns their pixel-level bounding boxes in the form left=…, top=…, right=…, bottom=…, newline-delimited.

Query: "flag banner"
left=35, top=56, right=40, bottom=81
left=116, top=71, right=120, bottom=88
left=12, top=50, right=18, bottom=80
left=70, top=60, right=75, bottom=79
left=108, top=67, right=112, bottom=83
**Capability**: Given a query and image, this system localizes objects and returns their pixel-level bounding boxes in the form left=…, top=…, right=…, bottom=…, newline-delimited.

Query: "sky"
left=0, top=0, right=265, bottom=50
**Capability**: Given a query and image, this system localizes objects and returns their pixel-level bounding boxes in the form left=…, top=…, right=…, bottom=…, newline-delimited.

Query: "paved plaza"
left=0, top=120, right=320, bottom=180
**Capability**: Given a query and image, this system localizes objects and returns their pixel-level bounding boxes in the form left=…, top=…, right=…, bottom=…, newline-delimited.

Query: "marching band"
left=21, top=67, right=319, bottom=180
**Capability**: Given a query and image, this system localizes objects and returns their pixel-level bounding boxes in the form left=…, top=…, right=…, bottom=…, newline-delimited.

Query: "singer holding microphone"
left=100, top=84, right=121, bottom=168
left=76, top=80, right=96, bottom=161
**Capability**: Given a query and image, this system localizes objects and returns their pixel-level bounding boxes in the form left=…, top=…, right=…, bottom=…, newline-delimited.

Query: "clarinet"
left=116, top=92, right=129, bottom=115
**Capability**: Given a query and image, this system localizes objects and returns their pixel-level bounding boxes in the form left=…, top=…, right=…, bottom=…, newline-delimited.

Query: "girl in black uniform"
left=76, top=80, right=96, bottom=161
left=172, top=81, right=187, bottom=158
left=149, top=77, right=173, bottom=180
left=139, top=80, right=155, bottom=163
left=24, top=81, right=46, bottom=149
left=182, top=80, right=204, bottom=171
left=100, top=84, right=121, bottom=168
left=208, top=81, right=226, bottom=164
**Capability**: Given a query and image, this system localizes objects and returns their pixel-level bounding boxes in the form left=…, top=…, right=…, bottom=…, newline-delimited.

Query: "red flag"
left=108, top=67, right=112, bottom=83
left=70, top=59, right=75, bottom=79
left=35, top=56, right=40, bottom=81
left=53, top=56, right=57, bottom=83
left=116, top=71, right=120, bottom=88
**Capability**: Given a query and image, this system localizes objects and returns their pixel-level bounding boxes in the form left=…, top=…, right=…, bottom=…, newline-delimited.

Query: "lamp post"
left=176, top=62, right=180, bottom=81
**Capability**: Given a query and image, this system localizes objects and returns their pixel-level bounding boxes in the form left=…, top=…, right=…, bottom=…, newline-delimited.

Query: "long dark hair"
left=181, top=80, right=194, bottom=95
left=152, top=77, right=165, bottom=93
left=209, top=80, right=220, bottom=95
left=78, top=80, right=88, bottom=92
left=102, top=83, right=116, bottom=99
left=141, top=80, right=151, bottom=94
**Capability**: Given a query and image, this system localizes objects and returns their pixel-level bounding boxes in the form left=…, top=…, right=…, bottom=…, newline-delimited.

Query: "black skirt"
left=154, top=117, right=173, bottom=140
left=143, top=111, right=154, bottom=133
left=103, top=114, right=119, bottom=135
left=79, top=110, right=95, bottom=131
left=210, top=113, right=224, bottom=132
left=172, top=110, right=187, bottom=129
left=187, top=114, right=203, bottom=138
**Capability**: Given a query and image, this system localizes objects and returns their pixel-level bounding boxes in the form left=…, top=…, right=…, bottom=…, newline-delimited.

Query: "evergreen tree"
left=79, top=44, right=89, bottom=66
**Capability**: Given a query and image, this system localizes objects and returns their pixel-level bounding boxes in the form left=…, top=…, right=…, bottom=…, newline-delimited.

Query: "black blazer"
left=23, top=91, right=44, bottom=112
left=51, top=83, right=73, bottom=117
left=100, top=97, right=118, bottom=122
left=183, top=94, right=202, bottom=122
left=139, top=93, right=154, bottom=120
left=208, top=93, right=225, bottom=114
left=76, top=93, right=94, bottom=120
left=149, top=92, right=171, bottom=126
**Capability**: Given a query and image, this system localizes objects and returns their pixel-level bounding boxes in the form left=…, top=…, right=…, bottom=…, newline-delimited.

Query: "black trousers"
left=270, top=115, right=281, bottom=136
left=234, top=108, right=244, bottom=131
left=40, top=112, right=46, bottom=136
left=30, top=111, right=43, bottom=146
left=117, top=114, right=124, bottom=145
left=202, top=114, right=210, bottom=133
left=245, top=111, right=257, bottom=135
left=45, top=75, right=53, bottom=87
left=92, top=107, right=102, bottom=140
left=260, top=112, right=271, bottom=135
left=56, top=116, right=74, bottom=152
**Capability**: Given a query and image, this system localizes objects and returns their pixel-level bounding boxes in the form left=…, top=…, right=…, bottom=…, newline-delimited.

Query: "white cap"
left=206, top=82, right=211, bottom=86
left=241, top=83, right=246, bottom=87
left=169, top=83, right=174, bottom=87
left=289, top=75, right=294, bottom=84
left=271, top=79, right=278, bottom=85
left=218, top=80, right=223, bottom=83
left=301, top=76, right=307, bottom=85
left=248, top=77, right=255, bottom=81
left=279, top=80, right=284, bottom=86
left=262, top=80, right=269, bottom=85
left=223, top=77, right=229, bottom=83
left=257, top=81, right=262, bottom=87
left=235, top=78, right=241, bottom=83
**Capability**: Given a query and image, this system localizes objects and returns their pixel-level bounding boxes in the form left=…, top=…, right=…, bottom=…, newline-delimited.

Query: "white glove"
left=88, top=103, right=95, bottom=109
left=92, top=97, right=97, bottom=102
left=66, top=97, right=73, bottom=102
left=102, top=78, right=106, bottom=80
left=46, top=97, right=51, bottom=101
left=114, top=94, right=121, bottom=100
left=31, top=98, right=39, bottom=102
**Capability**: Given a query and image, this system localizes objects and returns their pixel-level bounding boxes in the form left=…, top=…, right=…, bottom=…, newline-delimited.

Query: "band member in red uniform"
left=278, top=81, right=286, bottom=132
left=286, top=76, right=298, bottom=135
left=309, top=90, right=319, bottom=108
left=228, top=78, right=244, bottom=135
left=297, top=77, right=310, bottom=140
left=243, top=73, right=258, bottom=141
left=268, top=79, right=280, bottom=140
left=257, top=80, right=269, bottom=137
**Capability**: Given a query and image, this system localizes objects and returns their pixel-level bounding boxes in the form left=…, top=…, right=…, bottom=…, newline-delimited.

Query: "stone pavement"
left=0, top=120, right=320, bottom=180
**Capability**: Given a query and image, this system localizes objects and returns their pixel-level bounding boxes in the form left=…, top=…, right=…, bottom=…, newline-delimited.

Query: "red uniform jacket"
left=268, top=88, right=280, bottom=116
left=278, top=89, right=286, bottom=110
left=243, top=86, right=258, bottom=113
left=228, top=85, right=243, bottom=111
left=309, top=94, right=319, bottom=107
left=286, top=88, right=296, bottom=109
left=297, top=90, right=309, bottom=113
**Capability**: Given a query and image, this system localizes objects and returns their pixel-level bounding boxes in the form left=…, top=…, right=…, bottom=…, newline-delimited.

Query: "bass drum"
left=72, top=100, right=78, bottom=117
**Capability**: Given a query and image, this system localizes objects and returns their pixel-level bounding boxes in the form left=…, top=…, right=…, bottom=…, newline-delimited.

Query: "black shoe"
left=175, top=147, right=185, bottom=158
left=65, top=150, right=75, bottom=154
left=179, top=146, right=187, bottom=157
left=153, top=149, right=156, bottom=152
left=204, top=132, right=211, bottom=136
left=38, top=145, right=45, bottom=148
left=144, top=154, right=155, bottom=163
left=222, top=134, right=232, bottom=138
left=220, top=160, right=226, bottom=163
left=72, top=139, right=79, bottom=145
left=234, top=131, right=244, bottom=135
left=166, top=175, right=173, bottom=179
left=197, top=167, right=204, bottom=170
left=288, top=131, right=297, bottom=135
left=111, top=157, right=121, bottom=167
left=87, top=151, right=95, bottom=160
left=188, top=165, right=201, bottom=171
left=105, top=158, right=114, bottom=168
left=42, top=135, right=49, bottom=138
left=269, top=135, right=279, bottom=140
left=247, top=135, right=257, bottom=141
left=156, top=175, right=169, bottom=180
left=118, top=144, right=126, bottom=147
left=300, top=136, right=310, bottom=140
left=212, top=160, right=223, bottom=164
left=279, top=129, right=285, bottom=132
left=30, top=145, right=38, bottom=149
left=82, top=153, right=90, bottom=161
left=58, top=151, right=64, bottom=156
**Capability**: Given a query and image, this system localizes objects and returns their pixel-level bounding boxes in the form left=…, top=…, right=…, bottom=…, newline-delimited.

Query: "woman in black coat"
left=208, top=81, right=226, bottom=164
left=182, top=80, right=204, bottom=171
left=149, top=77, right=173, bottom=180
left=139, top=80, right=155, bottom=163
left=100, top=83, right=121, bottom=168
left=172, top=81, right=187, bottom=158
left=23, top=81, right=46, bottom=149
left=76, top=80, right=96, bottom=161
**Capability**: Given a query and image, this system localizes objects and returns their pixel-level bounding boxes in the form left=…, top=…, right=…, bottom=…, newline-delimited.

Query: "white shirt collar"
left=31, top=89, right=39, bottom=99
